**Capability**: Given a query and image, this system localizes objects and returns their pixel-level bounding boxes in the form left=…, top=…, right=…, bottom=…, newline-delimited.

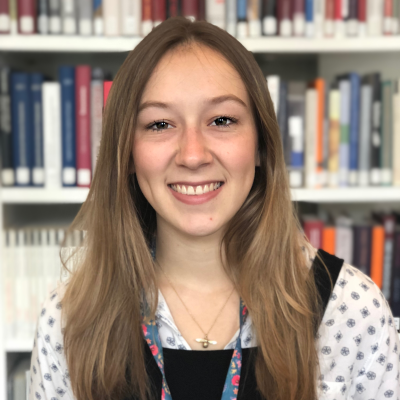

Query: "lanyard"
left=141, top=296, right=247, bottom=400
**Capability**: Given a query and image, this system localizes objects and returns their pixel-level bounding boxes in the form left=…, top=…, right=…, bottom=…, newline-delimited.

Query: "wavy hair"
left=60, top=16, right=329, bottom=400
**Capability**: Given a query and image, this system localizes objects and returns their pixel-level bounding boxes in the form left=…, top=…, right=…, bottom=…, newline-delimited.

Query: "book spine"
left=305, top=0, right=314, bottom=37
left=91, top=76, right=103, bottom=176
left=370, top=224, right=385, bottom=288
left=30, top=73, right=44, bottom=186
left=42, top=82, right=62, bottom=188
left=17, top=0, right=36, bottom=33
left=103, top=80, right=112, bottom=107
left=346, top=0, right=358, bottom=35
left=335, top=218, right=354, bottom=264
left=353, top=225, right=372, bottom=275
left=390, top=229, right=400, bottom=316
left=166, top=0, right=180, bottom=18
left=305, top=87, right=317, bottom=188
left=182, top=0, right=198, bottom=20
left=104, top=0, right=120, bottom=36
left=11, top=72, right=32, bottom=186
left=393, top=79, right=400, bottom=185
left=262, top=0, right=277, bottom=35
left=121, top=0, right=141, bottom=35
left=93, top=0, right=103, bottom=35
left=367, top=0, right=383, bottom=36
left=392, top=0, right=399, bottom=33
left=325, top=0, right=335, bottom=36
left=328, top=85, right=340, bottom=187
left=59, top=66, right=77, bottom=186
left=315, top=78, right=325, bottom=187
left=0, top=0, right=10, bottom=33
left=313, top=0, right=325, bottom=37
left=338, top=78, right=350, bottom=187
left=61, top=0, right=77, bottom=34
left=382, top=214, right=396, bottom=300
left=142, top=0, right=153, bottom=36
left=49, top=0, right=62, bottom=33
left=0, top=66, right=14, bottom=185
left=370, top=73, right=382, bottom=185
left=278, top=0, right=292, bottom=36
left=226, top=0, right=237, bottom=36
left=237, top=0, right=248, bottom=37
left=76, top=65, right=92, bottom=188
left=348, top=73, right=360, bottom=186
left=207, top=0, right=226, bottom=30
left=78, top=0, right=93, bottom=35
left=278, top=81, right=290, bottom=165
left=303, top=220, right=323, bottom=248
left=322, top=226, right=336, bottom=255
left=9, top=0, right=17, bottom=33
left=334, top=0, right=344, bottom=36
left=381, top=81, right=393, bottom=185
left=292, top=0, right=305, bottom=36
left=198, top=0, right=205, bottom=20
left=37, top=0, right=49, bottom=34
left=384, top=0, right=393, bottom=34
left=358, top=82, right=372, bottom=186
left=358, top=0, right=367, bottom=35
left=266, top=75, right=280, bottom=116
left=152, top=0, right=166, bottom=27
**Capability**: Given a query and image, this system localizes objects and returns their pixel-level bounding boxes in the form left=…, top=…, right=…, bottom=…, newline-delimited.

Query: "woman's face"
left=133, top=44, right=260, bottom=238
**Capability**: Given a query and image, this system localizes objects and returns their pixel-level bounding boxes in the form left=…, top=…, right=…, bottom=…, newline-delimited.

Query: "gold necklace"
left=157, top=261, right=236, bottom=348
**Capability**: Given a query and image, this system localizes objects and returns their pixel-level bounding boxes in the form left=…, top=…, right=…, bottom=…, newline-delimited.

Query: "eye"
left=211, top=115, right=238, bottom=128
left=146, top=119, right=172, bottom=132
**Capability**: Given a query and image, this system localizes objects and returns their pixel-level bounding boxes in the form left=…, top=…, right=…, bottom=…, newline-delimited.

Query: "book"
left=334, top=0, right=344, bottom=37
left=262, top=0, right=277, bottom=35
left=237, top=0, right=248, bottom=37
left=313, top=0, right=325, bottom=37
left=322, top=225, right=336, bottom=255
left=383, top=0, right=393, bottom=35
left=292, top=0, right=305, bottom=36
left=348, top=72, right=360, bottom=186
left=393, top=79, right=400, bottom=186
left=305, top=87, right=317, bottom=188
left=381, top=80, right=393, bottom=185
left=152, top=0, right=166, bottom=28
left=75, top=65, right=92, bottom=187
left=302, top=215, right=323, bottom=248
left=43, top=81, right=62, bottom=188
left=367, top=0, right=383, bottom=36
left=59, top=66, right=77, bottom=186
left=277, top=80, right=289, bottom=165
left=17, top=0, right=36, bottom=33
left=370, top=223, right=385, bottom=289
left=335, top=214, right=353, bottom=265
left=104, top=0, right=120, bottom=36
left=352, top=223, right=372, bottom=276
left=226, top=0, right=237, bottom=36
left=93, top=0, right=103, bottom=35
left=390, top=216, right=400, bottom=315
left=0, top=66, right=14, bottom=185
left=328, top=82, right=340, bottom=187
left=78, top=0, right=93, bottom=35
left=49, top=0, right=62, bottom=34
left=121, top=0, right=141, bottom=35
left=91, top=68, right=104, bottom=177
left=346, top=0, right=358, bottom=35
left=37, top=0, right=49, bottom=34
left=325, top=0, right=335, bottom=36
left=61, top=0, right=77, bottom=34
left=207, top=0, right=226, bottom=30
left=0, top=0, right=10, bottom=33
left=182, top=0, right=199, bottom=21
left=278, top=0, right=292, bottom=36
left=358, top=0, right=367, bottom=36
left=338, top=76, right=350, bottom=186
left=305, top=0, right=314, bottom=37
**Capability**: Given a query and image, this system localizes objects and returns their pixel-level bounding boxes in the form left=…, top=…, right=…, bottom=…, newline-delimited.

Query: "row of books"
left=267, top=73, right=400, bottom=189
left=302, top=211, right=400, bottom=315
left=2, top=227, right=78, bottom=342
left=0, top=65, right=111, bottom=188
left=7, top=356, right=30, bottom=400
left=0, top=0, right=399, bottom=39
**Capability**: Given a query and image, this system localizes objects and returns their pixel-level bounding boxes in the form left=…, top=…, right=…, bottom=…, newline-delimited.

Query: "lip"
left=168, top=182, right=224, bottom=205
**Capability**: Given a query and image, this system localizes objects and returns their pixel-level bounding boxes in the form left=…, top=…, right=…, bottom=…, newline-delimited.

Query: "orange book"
left=370, top=225, right=385, bottom=289
left=322, top=226, right=336, bottom=255
left=315, top=78, right=325, bottom=188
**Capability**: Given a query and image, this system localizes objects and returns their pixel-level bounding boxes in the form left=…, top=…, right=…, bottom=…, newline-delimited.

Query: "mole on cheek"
left=210, top=218, right=212, bottom=220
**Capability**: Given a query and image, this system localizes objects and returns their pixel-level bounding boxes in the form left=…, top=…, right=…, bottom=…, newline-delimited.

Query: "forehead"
left=140, top=43, right=250, bottom=105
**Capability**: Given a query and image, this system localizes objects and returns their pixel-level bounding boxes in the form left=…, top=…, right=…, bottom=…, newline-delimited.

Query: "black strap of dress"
left=128, top=249, right=345, bottom=400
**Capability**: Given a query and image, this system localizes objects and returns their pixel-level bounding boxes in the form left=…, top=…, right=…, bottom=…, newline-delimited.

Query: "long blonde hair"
left=60, top=16, right=327, bottom=400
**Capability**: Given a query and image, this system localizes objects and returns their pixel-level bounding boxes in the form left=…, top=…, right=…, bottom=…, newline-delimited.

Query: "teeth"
left=170, top=182, right=222, bottom=195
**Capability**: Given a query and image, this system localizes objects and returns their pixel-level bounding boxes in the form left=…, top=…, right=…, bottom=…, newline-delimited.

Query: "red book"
left=325, top=0, right=335, bottom=36
left=334, top=0, right=341, bottom=21
left=103, top=81, right=113, bottom=108
left=76, top=65, right=92, bottom=188
left=182, top=0, right=198, bottom=20
left=384, top=0, right=393, bottom=35
left=277, top=0, right=292, bottom=36
left=152, top=0, right=166, bottom=23
left=17, top=0, right=36, bottom=34
left=358, top=0, right=366, bottom=23
left=167, top=0, right=180, bottom=18
left=302, top=216, right=324, bottom=249
left=142, top=0, right=152, bottom=22
left=198, top=0, right=205, bottom=21
left=0, top=0, right=10, bottom=33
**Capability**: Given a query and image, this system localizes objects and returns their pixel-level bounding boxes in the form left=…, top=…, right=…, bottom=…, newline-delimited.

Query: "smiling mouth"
left=168, top=182, right=224, bottom=195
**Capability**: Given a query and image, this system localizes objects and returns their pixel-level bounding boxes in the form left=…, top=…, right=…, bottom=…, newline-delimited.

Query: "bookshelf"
left=2, top=35, right=400, bottom=400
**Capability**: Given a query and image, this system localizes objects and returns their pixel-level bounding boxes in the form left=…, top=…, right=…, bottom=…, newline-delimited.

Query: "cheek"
left=132, top=141, right=168, bottom=179
left=223, top=138, right=257, bottom=180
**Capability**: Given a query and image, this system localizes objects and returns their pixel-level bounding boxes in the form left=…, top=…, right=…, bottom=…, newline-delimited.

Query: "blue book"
left=30, top=73, right=45, bottom=186
left=348, top=73, right=360, bottom=185
left=338, top=77, right=350, bottom=187
left=237, top=0, right=247, bottom=22
left=11, top=72, right=33, bottom=186
left=59, top=66, right=76, bottom=186
left=305, top=0, right=313, bottom=23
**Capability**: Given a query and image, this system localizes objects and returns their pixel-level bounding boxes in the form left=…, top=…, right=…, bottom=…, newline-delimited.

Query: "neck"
left=154, top=220, right=234, bottom=294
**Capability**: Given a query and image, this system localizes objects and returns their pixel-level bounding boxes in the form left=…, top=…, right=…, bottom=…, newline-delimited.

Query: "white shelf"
left=2, top=35, right=400, bottom=53
left=1, top=187, right=400, bottom=203
left=0, top=187, right=89, bottom=203
left=5, top=340, right=33, bottom=353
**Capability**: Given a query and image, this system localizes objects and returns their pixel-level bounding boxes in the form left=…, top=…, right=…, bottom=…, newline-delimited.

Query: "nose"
left=175, top=126, right=213, bottom=169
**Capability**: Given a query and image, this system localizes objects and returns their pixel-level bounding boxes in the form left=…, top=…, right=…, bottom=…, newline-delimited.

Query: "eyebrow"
left=137, top=94, right=248, bottom=113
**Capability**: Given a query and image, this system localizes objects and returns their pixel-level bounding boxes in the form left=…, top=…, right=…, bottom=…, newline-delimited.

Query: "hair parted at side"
left=60, top=16, right=329, bottom=400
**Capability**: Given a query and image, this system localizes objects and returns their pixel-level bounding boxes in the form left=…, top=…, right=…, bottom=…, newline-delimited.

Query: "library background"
left=1, top=0, right=400, bottom=399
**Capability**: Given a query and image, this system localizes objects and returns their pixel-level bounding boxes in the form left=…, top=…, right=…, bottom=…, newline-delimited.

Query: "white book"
left=335, top=215, right=353, bottom=265
left=104, top=0, right=120, bottom=36
left=314, top=0, right=325, bottom=37
left=207, top=0, right=226, bottom=30
left=39, top=229, right=48, bottom=313
left=91, top=71, right=104, bottom=177
left=4, top=229, right=16, bottom=341
left=226, top=0, right=237, bottom=37
left=0, top=6, right=10, bottom=32
left=47, top=229, right=58, bottom=297
left=43, top=82, right=62, bottom=189
left=78, top=0, right=93, bottom=35
left=31, top=229, right=40, bottom=334
left=61, top=0, right=77, bottom=34
left=266, top=75, right=280, bottom=117
left=49, top=0, right=62, bottom=33
left=367, top=0, right=383, bottom=36
left=121, top=0, right=141, bottom=36
left=305, top=89, right=317, bottom=189
left=393, top=79, right=400, bottom=186
left=247, top=0, right=261, bottom=37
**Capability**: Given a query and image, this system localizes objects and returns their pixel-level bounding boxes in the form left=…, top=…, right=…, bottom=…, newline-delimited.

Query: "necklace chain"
left=156, top=260, right=236, bottom=340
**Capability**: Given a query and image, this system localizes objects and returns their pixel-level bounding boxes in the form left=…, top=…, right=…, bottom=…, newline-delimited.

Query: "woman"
left=29, top=16, right=399, bottom=400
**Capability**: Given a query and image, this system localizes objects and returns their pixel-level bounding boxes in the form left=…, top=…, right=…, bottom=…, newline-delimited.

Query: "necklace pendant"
left=195, top=334, right=217, bottom=348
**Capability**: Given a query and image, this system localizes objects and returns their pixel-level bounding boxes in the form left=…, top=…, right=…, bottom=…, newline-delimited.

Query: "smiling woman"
left=28, top=15, right=400, bottom=400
